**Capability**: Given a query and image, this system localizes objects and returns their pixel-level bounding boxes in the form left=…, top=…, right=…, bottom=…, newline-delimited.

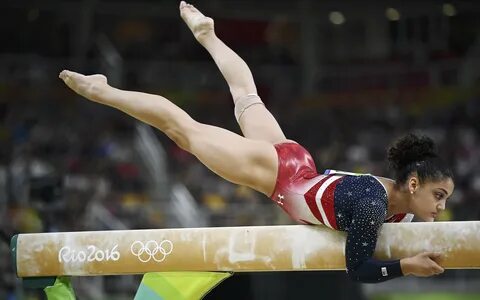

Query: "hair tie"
left=416, top=161, right=425, bottom=167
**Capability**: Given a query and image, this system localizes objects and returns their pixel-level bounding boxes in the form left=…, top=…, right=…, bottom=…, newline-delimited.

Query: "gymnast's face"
left=407, top=176, right=454, bottom=222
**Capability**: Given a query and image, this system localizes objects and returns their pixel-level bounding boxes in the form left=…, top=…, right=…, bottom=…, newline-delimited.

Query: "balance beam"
left=11, top=222, right=480, bottom=277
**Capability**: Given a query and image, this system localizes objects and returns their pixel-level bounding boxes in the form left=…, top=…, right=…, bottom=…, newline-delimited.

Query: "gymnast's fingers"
left=430, top=260, right=444, bottom=275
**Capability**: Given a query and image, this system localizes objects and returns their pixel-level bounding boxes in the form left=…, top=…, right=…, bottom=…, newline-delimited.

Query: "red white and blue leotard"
left=270, top=142, right=413, bottom=283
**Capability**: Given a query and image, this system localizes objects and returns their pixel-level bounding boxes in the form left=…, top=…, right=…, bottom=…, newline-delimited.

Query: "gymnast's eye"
left=435, top=192, right=444, bottom=200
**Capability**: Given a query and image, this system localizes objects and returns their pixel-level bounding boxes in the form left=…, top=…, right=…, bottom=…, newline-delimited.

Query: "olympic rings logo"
left=130, top=240, right=174, bottom=263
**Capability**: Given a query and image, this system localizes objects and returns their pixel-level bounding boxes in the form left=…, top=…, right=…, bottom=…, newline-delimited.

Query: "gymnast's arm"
left=344, top=199, right=404, bottom=283
left=345, top=199, right=444, bottom=283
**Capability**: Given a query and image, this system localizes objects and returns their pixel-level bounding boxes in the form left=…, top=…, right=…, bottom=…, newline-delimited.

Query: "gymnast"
left=59, top=1, right=454, bottom=283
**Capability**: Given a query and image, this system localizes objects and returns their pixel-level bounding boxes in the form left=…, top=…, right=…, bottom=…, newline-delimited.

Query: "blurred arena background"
left=1, top=0, right=480, bottom=299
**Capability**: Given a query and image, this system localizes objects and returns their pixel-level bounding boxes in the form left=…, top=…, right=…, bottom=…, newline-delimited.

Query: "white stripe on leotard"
left=315, top=175, right=341, bottom=229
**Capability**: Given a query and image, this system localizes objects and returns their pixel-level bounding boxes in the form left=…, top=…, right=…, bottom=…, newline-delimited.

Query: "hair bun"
left=387, top=133, right=438, bottom=172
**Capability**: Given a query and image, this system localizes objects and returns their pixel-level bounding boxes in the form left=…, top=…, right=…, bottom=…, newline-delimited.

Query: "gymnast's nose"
left=437, top=200, right=446, bottom=212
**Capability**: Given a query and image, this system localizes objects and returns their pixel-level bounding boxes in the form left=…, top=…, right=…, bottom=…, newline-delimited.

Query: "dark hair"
left=387, top=133, right=453, bottom=185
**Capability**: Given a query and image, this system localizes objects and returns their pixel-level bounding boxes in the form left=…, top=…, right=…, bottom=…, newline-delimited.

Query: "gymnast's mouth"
left=431, top=212, right=438, bottom=218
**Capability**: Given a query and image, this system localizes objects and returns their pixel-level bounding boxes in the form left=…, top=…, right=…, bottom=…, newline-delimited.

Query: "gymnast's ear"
left=407, top=175, right=419, bottom=194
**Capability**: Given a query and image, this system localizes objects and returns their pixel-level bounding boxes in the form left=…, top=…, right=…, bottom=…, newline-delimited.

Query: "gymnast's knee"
left=234, top=93, right=265, bottom=122
left=164, top=120, right=200, bottom=151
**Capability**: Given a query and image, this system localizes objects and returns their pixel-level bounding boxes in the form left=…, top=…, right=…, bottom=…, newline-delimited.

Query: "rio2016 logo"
left=130, top=240, right=173, bottom=263
left=58, top=245, right=120, bottom=263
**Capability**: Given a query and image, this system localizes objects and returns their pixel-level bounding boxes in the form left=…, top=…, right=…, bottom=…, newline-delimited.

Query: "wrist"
left=400, top=258, right=412, bottom=276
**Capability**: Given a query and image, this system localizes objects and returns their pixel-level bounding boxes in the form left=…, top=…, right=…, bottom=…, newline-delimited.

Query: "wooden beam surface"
left=12, top=221, right=480, bottom=277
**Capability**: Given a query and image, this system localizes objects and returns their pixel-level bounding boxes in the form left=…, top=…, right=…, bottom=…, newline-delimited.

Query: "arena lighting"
left=386, top=8, right=400, bottom=21
left=329, top=11, right=345, bottom=25
left=443, top=3, right=456, bottom=17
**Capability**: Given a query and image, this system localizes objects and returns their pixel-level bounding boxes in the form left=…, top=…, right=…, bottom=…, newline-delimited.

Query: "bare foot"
left=179, top=1, right=214, bottom=41
left=59, top=70, right=108, bottom=102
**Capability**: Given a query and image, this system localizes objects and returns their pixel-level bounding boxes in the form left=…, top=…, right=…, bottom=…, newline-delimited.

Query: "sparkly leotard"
left=270, top=142, right=413, bottom=282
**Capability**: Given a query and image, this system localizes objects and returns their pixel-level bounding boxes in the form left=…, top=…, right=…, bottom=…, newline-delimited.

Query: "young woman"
left=59, top=1, right=454, bottom=283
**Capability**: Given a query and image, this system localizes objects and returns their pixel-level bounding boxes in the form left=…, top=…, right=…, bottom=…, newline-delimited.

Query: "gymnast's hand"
left=400, top=252, right=444, bottom=277
left=59, top=70, right=109, bottom=103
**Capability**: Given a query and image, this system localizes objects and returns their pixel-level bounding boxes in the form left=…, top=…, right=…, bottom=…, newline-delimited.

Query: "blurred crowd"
left=1, top=80, right=479, bottom=236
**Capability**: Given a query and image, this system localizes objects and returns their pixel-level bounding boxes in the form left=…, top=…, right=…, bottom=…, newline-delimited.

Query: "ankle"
left=196, top=30, right=216, bottom=45
left=88, top=82, right=109, bottom=102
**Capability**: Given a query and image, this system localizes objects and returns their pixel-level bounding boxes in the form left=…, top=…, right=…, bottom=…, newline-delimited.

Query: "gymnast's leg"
left=59, top=70, right=278, bottom=196
left=180, top=1, right=288, bottom=144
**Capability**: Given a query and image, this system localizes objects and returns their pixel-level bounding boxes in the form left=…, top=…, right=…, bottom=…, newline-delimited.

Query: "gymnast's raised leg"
left=180, top=1, right=288, bottom=144
left=58, top=71, right=278, bottom=196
